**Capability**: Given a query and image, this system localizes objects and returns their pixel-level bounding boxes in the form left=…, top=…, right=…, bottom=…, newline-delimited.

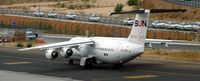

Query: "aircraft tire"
left=84, top=59, right=93, bottom=69
left=69, top=59, right=74, bottom=65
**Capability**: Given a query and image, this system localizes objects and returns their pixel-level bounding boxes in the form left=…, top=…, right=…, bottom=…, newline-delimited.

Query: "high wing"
left=18, top=38, right=95, bottom=51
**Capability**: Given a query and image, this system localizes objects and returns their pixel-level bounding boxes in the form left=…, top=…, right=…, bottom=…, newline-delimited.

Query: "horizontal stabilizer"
left=110, top=9, right=186, bottom=15
left=150, top=9, right=186, bottom=13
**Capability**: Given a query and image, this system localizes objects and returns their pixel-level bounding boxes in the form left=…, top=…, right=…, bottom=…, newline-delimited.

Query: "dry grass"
left=142, top=0, right=200, bottom=21
left=143, top=48, right=200, bottom=62
left=0, top=0, right=69, bottom=5
left=1, top=0, right=200, bottom=20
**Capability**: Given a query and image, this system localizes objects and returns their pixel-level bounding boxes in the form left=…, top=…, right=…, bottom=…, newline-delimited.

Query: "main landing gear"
left=84, top=58, right=93, bottom=68
left=68, top=59, right=74, bottom=65
left=114, top=63, right=124, bottom=68
left=80, top=57, right=97, bottom=69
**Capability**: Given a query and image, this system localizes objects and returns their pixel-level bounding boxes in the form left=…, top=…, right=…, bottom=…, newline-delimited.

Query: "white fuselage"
left=71, top=37, right=144, bottom=64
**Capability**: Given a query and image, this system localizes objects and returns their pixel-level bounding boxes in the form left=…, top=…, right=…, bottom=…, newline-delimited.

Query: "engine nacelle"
left=60, top=48, right=73, bottom=58
left=45, top=49, right=58, bottom=60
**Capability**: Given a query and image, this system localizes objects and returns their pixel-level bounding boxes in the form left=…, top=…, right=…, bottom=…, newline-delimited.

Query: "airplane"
left=18, top=9, right=188, bottom=68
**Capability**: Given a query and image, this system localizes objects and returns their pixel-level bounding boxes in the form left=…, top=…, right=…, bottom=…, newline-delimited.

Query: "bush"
left=57, top=2, right=61, bottom=6
left=17, top=43, right=24, bottom=47
left=68, top=4, right=75, bottom=9
left=114, top=3, right=124, bottom=13
left=33, top=5, right=36, bottom=8
left=67, top=3, right=94, bottom=10
left=60, top=3, right=65, bottom=8
left=126, top=0, right=138, bottom=7
left=26, top=42, right=32, bottom=48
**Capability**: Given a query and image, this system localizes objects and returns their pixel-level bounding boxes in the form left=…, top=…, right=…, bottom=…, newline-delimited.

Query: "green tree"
left=114, top=3, right=124, bottom=13
left=81, top=0, right=90, bottom=2
left=126, top=0, right=139, bottom=7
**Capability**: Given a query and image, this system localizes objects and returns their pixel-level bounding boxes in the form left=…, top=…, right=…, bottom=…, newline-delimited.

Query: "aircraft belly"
left=93, top=48, right=121, bottom=64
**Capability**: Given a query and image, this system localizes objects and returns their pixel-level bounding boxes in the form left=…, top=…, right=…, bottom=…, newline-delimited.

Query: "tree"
left=126, top=0, right=139, bottom=7
left=81, top=0, right=90, bottom=2
left=114, top=3, right=124, bottom=13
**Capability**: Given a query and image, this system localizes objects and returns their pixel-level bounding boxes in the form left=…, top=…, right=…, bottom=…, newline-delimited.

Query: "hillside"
left=142, top=0, right=200, bottom=21
left=0, top=0, right=200, bottom=21
left=0, top=0, right=69, bottom=5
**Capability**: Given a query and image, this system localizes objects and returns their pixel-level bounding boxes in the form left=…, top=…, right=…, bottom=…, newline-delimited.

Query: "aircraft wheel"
left=114, top=64, right=123, bottom=68
left=68, top=59, right=74, bottom=65
left=84, top=59, right=93, bottom=68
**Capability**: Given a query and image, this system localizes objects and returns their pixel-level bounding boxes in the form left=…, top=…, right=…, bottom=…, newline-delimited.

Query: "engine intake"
left=60, top=48, right=73, bottom=58
left=45, top=49, right=58, bottom=60
left=66, top=49, right=73, bottom=56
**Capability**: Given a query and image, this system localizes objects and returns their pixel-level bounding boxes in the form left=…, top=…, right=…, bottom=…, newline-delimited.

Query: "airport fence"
left=0, top=15, right=198, bottom=42
left=0, top=9, right=125, bottom=26
left=165, top=0, right=200, bottom=8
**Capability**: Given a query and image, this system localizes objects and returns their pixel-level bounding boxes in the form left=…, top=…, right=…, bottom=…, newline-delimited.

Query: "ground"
left=143, top=48, right=200, bottom=62
left=1, top=0, right=200, bottom=21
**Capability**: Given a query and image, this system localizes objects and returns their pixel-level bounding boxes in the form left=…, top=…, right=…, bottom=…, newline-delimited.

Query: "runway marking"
left=93, top=78, right=120, bottom=81
left=124, top=75, right=158, bottom=79
left=4, top=61, right=32, bottom=65
left=93, top=75, right=158, bottom=81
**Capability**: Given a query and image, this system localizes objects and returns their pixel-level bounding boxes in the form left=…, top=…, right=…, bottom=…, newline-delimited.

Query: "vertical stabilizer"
left=127, top=10, right=150, bottom=46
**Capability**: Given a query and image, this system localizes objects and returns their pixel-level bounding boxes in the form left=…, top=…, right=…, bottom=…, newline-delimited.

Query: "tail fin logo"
left=134, top=20, right=147, bottom=27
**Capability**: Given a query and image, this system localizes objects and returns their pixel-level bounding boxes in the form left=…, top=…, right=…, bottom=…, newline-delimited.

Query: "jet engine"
left=60, top=48, right=73, bottom=58
left=45, top=49, right=58, bottom=60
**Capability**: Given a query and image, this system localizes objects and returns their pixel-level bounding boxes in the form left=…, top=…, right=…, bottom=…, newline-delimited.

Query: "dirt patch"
left=0, top=0, right=130, bottom=16
left=1, top=0, right=200, bottom=21
left=142, top=0, right=200, bottom=21
left=0, top=0, right=70, bottom=5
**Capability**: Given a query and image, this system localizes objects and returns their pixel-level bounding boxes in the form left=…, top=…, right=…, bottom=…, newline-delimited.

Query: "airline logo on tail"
left=134, top=20, right=147, bottom=27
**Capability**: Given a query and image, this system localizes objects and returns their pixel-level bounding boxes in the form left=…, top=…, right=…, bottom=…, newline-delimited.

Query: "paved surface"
left=0, top=47, right=200, bottom=81
left=0, top=70, right=78, bottom=81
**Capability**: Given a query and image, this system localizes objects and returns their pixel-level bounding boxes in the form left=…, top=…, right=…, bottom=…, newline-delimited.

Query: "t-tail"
left=127, top=10, right=150, bottom=46
left=110, top=9, right=186, bottom=46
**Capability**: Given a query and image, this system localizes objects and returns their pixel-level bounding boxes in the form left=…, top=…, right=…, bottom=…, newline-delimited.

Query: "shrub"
left=33, top=5, right=36, bottom=8
left=17, top=43, right=24, bottom=47
left=126, top=0, right=138, bottom=7
left=68, top=4, right=75, bottom=9
left=114, top=3, right=124, bottom=13
left=60, top=3, right=65, bottom=8
left=26, top=42, right=32, bottom=48
left=57, top=2, right=61, bottom=6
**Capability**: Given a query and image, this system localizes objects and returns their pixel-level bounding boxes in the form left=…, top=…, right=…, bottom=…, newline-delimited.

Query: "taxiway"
left=0, top=47, right=200, bottom=81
